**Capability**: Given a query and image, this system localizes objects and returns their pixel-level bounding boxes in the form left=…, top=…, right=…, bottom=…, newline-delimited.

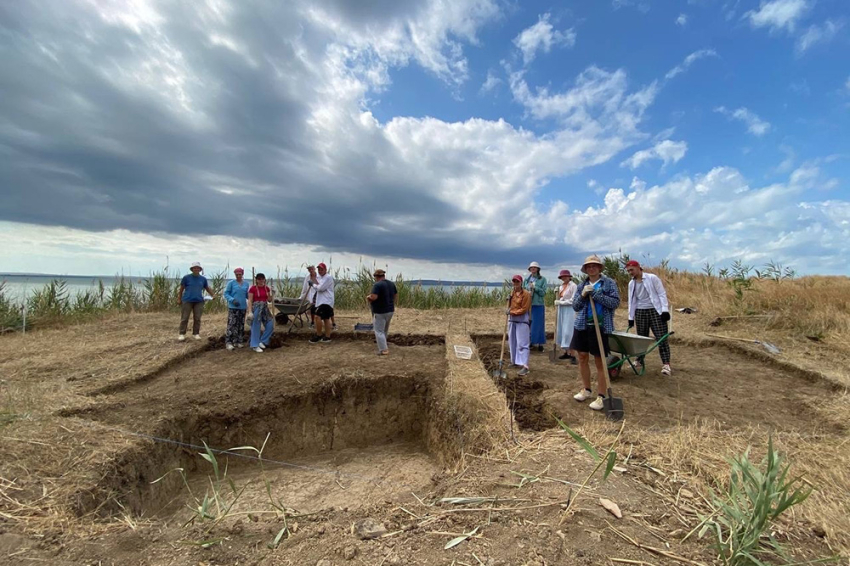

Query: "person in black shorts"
left=309, top=262, right=335, bottom=343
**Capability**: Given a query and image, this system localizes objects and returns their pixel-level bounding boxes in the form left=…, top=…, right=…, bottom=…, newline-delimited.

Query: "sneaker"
left=558, top=352, right=571, bottom=360
left=573, top=389, right=593, bottom=402
left=178, top=334, right=186, bottom=341
left=236, top=343, right=245, bottom=349
left=589, top=396, right=605, bottom=411
left=661, top=364, right=671, bottom=376
left=192, top=334, right=201, bottom=340
left=569, top=356, right=578, bottom=366
left=225, top=343, right=235, bottom=351
left=259, top=343, right=267, bottom=350
left=320, top=336, right=332, bottom=343
left=309, top=335, right=322, bottom=344
left=517, top=367, right=529, bottom=376
left=537, top=345, right=545, bottom=352
left=253, top=347, right=264, bottom=353
left=332, top=323, right=337, bottom=331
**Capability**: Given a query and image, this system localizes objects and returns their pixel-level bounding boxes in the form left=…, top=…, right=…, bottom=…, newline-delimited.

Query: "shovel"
left=705, top=333, right=781, bottom=355
left=490, top=299, right=510, bottom=379
left=549, top=302, right=560, bottom=363
left=588, top=295, right=624, bottom=421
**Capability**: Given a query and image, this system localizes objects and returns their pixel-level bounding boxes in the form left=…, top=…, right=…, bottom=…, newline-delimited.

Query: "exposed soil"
left=475, top=334, right=845, bottom=435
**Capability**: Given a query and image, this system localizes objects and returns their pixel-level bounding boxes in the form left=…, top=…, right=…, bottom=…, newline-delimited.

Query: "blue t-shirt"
left=370, top=280, right=397, bottom=314
left=181, top=274, right=209, bottom=303
left=585, top=281, right=604, bottom=323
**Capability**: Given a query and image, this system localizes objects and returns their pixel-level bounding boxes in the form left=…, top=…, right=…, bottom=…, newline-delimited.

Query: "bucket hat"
left=527, top=261, right=540, bottom=271
left=580, top=255, right=604, bottom=274
left=190, top=262, right=203, bottom=271
left=558, top=269, right=572, bottom=279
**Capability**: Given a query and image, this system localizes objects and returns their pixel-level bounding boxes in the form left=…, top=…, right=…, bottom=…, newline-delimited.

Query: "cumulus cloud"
left=621, top=140, right=688, bottom=169
left=512, top=13, right=576, bottom=65
left=665, top=49, right=717, bottom=80
left=676, top=14, right=688, bottom=26
left=747, top=0, right=809, bottom=32
left=796, top=19, right=843, bottom=53
left=715, top=106, right=772, bottom=136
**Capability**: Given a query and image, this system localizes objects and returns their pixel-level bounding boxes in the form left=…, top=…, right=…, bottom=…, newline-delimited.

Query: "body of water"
left=0, top=274, right=507, bottom=302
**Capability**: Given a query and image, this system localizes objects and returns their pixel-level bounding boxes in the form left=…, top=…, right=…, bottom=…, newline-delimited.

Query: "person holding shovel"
left=570, top=255, right=620, bottom=411
left=555, top=269, right=577, bottom=364
left=508, top=275, right=532, bottom=376
left=625, top=260, right=672, bottom=375
left=309, top=262, right=335, bottom=343
left=247, top=273, right=274, bottom=353
left=177, top=261, right=214, bottom=341
left=223, top=267, right=249, bottom=350
left=366, top=269, right=398, bottom=356
left=299, top=265, right=318, bottom=328
left=523, top=262, right=547, bottom=352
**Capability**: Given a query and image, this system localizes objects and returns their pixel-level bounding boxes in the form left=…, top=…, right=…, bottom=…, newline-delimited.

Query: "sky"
left=1, top=0, right=848, bottom=280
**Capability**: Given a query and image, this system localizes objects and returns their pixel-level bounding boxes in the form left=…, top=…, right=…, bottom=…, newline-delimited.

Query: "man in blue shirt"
left=178, top=262, right=214, bottom=341
left=366, top=269, right=398, bottom=355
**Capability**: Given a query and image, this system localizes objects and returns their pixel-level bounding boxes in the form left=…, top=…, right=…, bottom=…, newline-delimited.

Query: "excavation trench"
left=69, top=335, right=457, bottom=519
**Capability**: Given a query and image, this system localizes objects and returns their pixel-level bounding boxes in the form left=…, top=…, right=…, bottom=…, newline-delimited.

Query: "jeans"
left=179, top=302, right=204, bottom=335
left=250, top=303, right=274, bottom=348
left=373, top=312, right=393, bottom=352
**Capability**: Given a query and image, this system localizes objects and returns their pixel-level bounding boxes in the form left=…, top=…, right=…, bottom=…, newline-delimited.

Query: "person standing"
left=299, top=265, right=317, bottom=328
left=366, top=269, right=398, bottom=356
left=178, top=262, right=214, bottom=341
left=309, top=262, right=335, bottom=343
left=625, top=260, right=672, bottom=375
left=555, top=269, right=577, bottom=364
left=223, top=267, right=250, bottom=350
left=524, top=262, right=548, bottom=352
left=508, top=275, right=532, bottom=376
left=570, top=255, right=620, bottom=411
left=247, top=273, right=274, bottom=353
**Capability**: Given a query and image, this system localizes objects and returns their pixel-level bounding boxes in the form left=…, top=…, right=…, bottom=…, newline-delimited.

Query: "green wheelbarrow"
left=606, top=329, right=674, bottom=379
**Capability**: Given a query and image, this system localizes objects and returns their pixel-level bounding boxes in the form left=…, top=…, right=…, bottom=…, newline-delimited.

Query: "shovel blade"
left=603, top=389, right=625, bottom=421
left=548, top=347, right=558, bottom=362
left=490, top=361, right=507, bottom=380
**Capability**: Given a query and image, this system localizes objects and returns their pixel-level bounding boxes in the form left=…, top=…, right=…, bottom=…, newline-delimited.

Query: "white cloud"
left=612, top=0, right=650, bottom=13
left=747, top=0, right=809, bottom=32
left=796, top=19, right=843, bottom=53
left=676, top=13, right=688, bottom=26
left=665, top=48, right=717, bottom=80
left=715, top=106, right=772, bottom=136
left=846, top=76, right=850, bottom=92
left=621, top=140, right=688, bottom=169
left=479, top=70, right=502, bottom=94
left=512, top=13, right=576, bottom=65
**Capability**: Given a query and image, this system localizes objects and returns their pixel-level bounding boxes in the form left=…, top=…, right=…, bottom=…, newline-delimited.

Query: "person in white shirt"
left=309, top=262, right=335, bottom=343
left=626, top=260, right=672, bottom=375
left=299, top=265, right=318, bottom=328
left=554, top=269, right=577, bottom=364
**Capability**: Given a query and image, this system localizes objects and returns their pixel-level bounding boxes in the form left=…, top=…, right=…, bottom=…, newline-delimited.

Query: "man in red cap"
left=309, top=262, right=335, bottom=343
left=625, top=260, right=672, bottom=375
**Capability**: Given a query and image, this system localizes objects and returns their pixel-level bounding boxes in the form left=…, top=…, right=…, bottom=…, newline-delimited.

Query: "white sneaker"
left=573, top=389, right=593, bottom=402
left=661, top=364, right=671, bottom=376
left=236, top=343, right=245, bottom=349
left=259, top=343, right=267, bottom=350
left=225, top=343, right=235, bottom=351
left=589, top=397, right=605, bottom=411
left=193, top=334, right=201, bottom=340
left=178, top=334, right=186, bottom=341
left=253, top=347, right=264, bottom=353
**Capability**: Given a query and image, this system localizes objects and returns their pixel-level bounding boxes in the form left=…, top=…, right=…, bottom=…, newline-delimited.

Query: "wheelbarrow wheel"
left=275, top=312, right=290, bottom=325
left=606, top=354, right=621, bottom=380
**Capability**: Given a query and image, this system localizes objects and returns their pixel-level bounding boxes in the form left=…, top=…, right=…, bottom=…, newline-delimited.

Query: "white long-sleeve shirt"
left=627, top=272, right=669, bottom=319
left=314, top=274, right=335, bottom=308
left=299, top=276, right=316, bottom=302
left=555, top=281, right=576, bottom=306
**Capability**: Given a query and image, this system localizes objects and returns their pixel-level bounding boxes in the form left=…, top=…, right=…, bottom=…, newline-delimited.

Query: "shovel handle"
left=497, top=297, right=510, bottom=367
left=588, top=295, right=611, bottom=392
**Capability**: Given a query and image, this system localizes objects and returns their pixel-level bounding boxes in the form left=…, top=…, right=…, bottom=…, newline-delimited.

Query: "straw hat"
left=527, top=261, right=540, bottom=271
left=558, top=269, right=572, bottom=279
left=580, top=255, right=604, bottom=274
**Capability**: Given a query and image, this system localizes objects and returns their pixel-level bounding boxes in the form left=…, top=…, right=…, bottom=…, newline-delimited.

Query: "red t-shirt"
left=249, top=285, right=269, bottom=302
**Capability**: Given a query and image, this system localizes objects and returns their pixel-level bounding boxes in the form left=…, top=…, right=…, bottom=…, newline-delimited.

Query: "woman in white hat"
left=523, top=262, right=548, bottom=352
left=177, top=261, right=214, bottom=341
left=555, top=269, right=577, bottom=363
left=570, top=255, right=620, bottom=411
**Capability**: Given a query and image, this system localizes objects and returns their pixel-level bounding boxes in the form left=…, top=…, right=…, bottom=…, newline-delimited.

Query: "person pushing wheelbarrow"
left=570, top=255, right=620, bottom=411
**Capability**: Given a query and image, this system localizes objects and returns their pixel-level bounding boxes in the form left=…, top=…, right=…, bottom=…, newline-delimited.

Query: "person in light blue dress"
left=524, top=262, right=548, bottom=352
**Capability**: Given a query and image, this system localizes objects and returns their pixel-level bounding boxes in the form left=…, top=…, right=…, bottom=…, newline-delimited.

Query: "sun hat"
left=580, top=255, right=604, bottom=274
left=317, top=262, right=327, bottom=270
left=527, top=261, right=540, bottom=271
left=190, top=262, right=202, bottom=270
left=625, top=260, right=641, bottom=268
left=374, top=269, right=386, bottom=277
left=234, top=267, right=244, bottom=273
left=558, top=269, right=572, bottom=279
left=512, top=274, right=523, bottom=282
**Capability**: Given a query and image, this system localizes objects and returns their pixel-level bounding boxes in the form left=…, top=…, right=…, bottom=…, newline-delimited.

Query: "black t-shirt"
left=370, top=280, right=397, bottom=314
